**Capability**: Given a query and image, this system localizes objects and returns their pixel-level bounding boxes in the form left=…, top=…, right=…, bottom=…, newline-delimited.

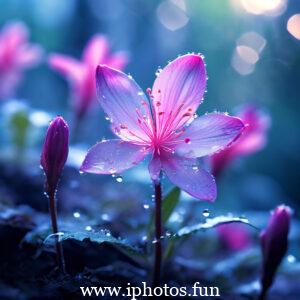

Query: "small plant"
left=48, top=35, right=128, bottom=137
left=41, top=116, right=69, bottom=273
left=80, top=54, right=245, bottom=286
left=259, top=205, right=291, bottom=300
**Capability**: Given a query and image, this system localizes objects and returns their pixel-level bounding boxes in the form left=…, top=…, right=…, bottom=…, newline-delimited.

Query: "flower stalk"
left=41, top=116, right=69, bottom=273
left=48, top=190, right=66, bottom=273
left=153, top=180, right=163, bottom=287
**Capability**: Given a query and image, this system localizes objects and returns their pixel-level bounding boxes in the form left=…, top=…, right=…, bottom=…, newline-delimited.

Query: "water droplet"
left=192, top=165, right=198, bottom=171
left=287, top=254, right=296, bottom=263
left=165, top=231, right=171, bottom=237
left=85, top=225, right=92, bottom=231
left=152, top=239, right=158, bottom=244
left=101, top=213, right=110, bottom=221
left=202, top=209, right=210, bottom=218
left=137, top=91, right=144, bottom=96
left=115, top=175, right=123, bottom=183
left=73, top=212, right=81, bottom=218
left=79, top=171, right=84, bottom=175
left=106, top=232, right=111, bottom=237
left=105, top=116, right=110, bottom=121
left=143, top=204, right=150, bottom=209
left=142, top=236, right=147, bottom=242
left=193, top=113, right=198, bottom=119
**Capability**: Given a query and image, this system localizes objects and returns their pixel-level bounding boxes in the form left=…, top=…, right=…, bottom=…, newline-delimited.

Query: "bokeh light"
left=287, top=14, right=300, bottom=40
left=234, top=0, right=287, bottom=16
left=156, top=0, right=189, bottom=31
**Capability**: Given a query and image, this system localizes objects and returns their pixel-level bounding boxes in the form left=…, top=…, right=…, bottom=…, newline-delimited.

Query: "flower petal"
left=175, top=113, right=245, bottom=158
left=96, top=65, right=154, bottom=143
left=161, top=153, right=216, bottom=201
left=82, top=34, right=109, bottom=67
left=106, top=51, right=128, bottom=70
left=80, top=140, right=149, bottom=174
left=151, top=54, right=206, bottom=136
left=148, top=152, right=162, bottom=181
left=48, top=54, right=83, bottom=83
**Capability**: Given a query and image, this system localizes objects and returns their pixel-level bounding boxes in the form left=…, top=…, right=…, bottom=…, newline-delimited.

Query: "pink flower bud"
left=41, top=116, right=69, bottom=195
left=260, top=205, right=291, bottom=294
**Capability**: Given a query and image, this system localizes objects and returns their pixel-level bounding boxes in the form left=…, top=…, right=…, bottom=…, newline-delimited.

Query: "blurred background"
left=0, top=0, right=299, bottom=215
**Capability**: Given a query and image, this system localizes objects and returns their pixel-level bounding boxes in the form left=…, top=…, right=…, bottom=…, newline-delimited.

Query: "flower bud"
left=260, top=205, right=291, bottom=293
left=41, top=116, right=69, bottom=195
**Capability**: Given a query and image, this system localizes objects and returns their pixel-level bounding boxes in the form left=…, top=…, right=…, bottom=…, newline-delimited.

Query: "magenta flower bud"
left=41, top=116, right=69, bottom=195
left=259, top=205, right=291, bottom=299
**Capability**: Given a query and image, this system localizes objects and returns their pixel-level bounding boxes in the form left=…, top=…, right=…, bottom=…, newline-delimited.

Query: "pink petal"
left=80, top=140, right=149, bottom=174
left=48, top=54, right=83, bottom=83
left=82, top=35, right=109, bottom=67
left=151, top=54, right=206, bottom=136
left=175, top=113, right=245, bottom=158
left=96, top=65, right=153, bottom=144
left=15, top=44, right=43, bottom=67
left=148, top=152, right=162, bottom=181
left=161, top=153, right=216, bottom=201
left=231, top=105, right=270, bottom=156
left=217, top=224, right=251, bottom=251
left=0, top=22, right=28, bottom=49
left=106, top=51, right=128, bottom=70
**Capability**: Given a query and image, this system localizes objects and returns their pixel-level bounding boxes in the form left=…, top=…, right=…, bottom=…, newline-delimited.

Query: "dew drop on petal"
left=142, top=236, right=148, bottom=242
left=202, top=209, right=210, bottom=218
left=143, top=204, right=150, bottom=209
left=85, top=225, right=92, bottom=231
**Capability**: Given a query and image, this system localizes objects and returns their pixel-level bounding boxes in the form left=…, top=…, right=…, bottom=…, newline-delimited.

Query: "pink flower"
left=217, top=223, right=251, bottom=251
left=211, top=104, right=270, bottom=177
left=48, top=35, right=128, bottom=120
left=0, top=21, right=42, bottom=99
left=80, top=54, right=245, bottom=201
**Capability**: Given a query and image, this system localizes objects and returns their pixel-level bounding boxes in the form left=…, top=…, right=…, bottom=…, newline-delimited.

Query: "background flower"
left=49, top=35, right=128, bottom=121
left=0, top=21, right=42, bottom=99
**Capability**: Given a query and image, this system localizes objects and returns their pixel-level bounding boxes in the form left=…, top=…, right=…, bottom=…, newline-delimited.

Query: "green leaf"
left=10, top=110, right=30, bottom=154
left=148, top=187, right=181, bottom=235
left=58, top=231, right=140, bottom=254
left=162, top=187, right=181, bottom=224
left=174, top=215, right=256, bottom=239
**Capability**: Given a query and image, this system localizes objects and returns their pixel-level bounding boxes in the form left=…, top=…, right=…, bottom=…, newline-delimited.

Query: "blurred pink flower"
left=217, top=223, right=251, bottom=251
left=211, top=104, right=270, bottom=177
left=48, top=35, right=128, bottom=121
left=80, top=54, right=245, bottom=201
left=0, top=21, right=42, bottom=99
